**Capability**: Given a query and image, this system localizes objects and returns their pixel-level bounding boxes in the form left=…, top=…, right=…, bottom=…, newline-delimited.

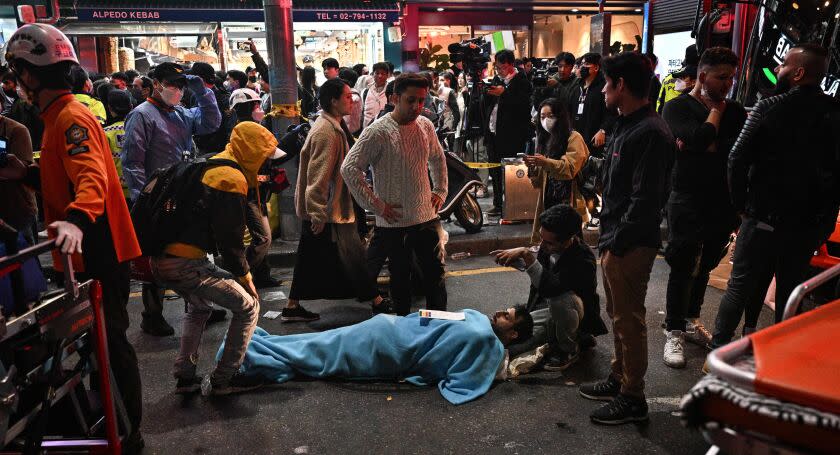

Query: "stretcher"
left=0, top=241, right=129, bottom=454
left=681, top=263, right=840, bottom=455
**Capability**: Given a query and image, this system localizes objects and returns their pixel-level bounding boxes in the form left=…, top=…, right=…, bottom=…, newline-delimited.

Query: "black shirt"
left=662, top=94, right=746, bottom=211
left=599, top=104, right=674, bottom=255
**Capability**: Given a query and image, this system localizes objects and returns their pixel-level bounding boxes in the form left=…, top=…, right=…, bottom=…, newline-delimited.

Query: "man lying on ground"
left=214, top=307, right=533, bottom=404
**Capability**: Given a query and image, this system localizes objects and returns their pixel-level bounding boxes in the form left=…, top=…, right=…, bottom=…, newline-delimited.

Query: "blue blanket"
left=228, top=309, right=505, bottom=404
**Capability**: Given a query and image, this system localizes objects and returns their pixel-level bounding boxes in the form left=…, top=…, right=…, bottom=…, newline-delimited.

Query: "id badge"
left=577, top=103, right=584, bottom=115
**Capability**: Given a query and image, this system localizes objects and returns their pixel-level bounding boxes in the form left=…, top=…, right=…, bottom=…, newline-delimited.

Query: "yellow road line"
left=446, top=266, right=517, bottom=277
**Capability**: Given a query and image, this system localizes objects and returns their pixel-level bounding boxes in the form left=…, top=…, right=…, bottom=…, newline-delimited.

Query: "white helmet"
left=229, top=88, right=261, bottom=109
left=4, top=23, right=78, bottom=68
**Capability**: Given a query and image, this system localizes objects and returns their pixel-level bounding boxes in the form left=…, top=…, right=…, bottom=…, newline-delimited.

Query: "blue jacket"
left=121, top=77, right=221, bottom=200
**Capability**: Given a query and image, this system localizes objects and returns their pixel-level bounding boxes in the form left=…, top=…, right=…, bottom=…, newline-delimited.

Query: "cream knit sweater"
left=341, top=114, right=448, bottom=228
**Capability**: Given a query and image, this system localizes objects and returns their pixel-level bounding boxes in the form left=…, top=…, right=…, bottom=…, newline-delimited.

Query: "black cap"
left=246, top=66, right=255, bottom=73
left=189, top=62, right=215, bottom=84
left=672, top=65, right=697, bottom=79
left=107, top=89, right=133, bottom=115
left=150, top=62, right=186, bottom=84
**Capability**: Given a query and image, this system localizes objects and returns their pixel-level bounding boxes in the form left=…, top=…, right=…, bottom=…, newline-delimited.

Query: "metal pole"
left=263, top=0, right=301, bottom=240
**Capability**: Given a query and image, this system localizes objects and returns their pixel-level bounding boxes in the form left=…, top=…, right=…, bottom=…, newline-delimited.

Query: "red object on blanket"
left=752, top=299, right=840, bottom=414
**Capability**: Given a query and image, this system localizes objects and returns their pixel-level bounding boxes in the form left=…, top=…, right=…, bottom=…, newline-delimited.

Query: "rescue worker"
left=121, top=61, right=222, bottom=336
left=103, top=89, right=133, bottom=199
left=70, top=64, right=107, bottom=125
left=1, top=23, right=144, bottom=451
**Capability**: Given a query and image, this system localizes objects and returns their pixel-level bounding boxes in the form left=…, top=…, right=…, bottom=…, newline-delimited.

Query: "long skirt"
left=288, top=220, right=378, bottom=301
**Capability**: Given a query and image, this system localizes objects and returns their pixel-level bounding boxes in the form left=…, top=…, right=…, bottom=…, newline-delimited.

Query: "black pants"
left=664, top=200, right=736, bottom=331
left=78, top=262, right=143, bottom=436
left=711, top=217, right=823, bottom=347
left=488, top=134, right=527, bottom=210
left=367, top=220, right=447, bottom=315
left=245, top=198, right=272, bottom=280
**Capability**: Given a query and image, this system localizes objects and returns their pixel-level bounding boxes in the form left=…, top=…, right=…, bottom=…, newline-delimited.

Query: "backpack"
left=130, top=157, right=242, bottom=256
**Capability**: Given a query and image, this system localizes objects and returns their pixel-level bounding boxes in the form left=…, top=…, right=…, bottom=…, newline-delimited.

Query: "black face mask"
left=248, top=76, right=257, bottom=83
left=579, top=67, right=591, bottom=80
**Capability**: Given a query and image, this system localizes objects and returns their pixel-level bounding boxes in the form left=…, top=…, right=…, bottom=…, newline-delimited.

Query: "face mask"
left=248, top=76, right=257, bottom=83
left=160, top=86, right=183, bottom=107
left=252, top=107, right=265, bottom=123
left=579, top=67, right=591, bottom=80
left=541, top=117, right=557, bottom=132
left=674, top=79, right=687, bottom=92
left=224, top=80, right=238, bottom=91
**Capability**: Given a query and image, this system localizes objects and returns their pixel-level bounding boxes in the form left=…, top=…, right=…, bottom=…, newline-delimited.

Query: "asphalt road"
left=127, top=253, right=774, bottom=454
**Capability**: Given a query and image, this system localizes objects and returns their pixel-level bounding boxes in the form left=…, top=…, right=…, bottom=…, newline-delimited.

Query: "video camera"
left=531, top=58, right=559, bottom=87
left=448, top=38, right=492, bottom=75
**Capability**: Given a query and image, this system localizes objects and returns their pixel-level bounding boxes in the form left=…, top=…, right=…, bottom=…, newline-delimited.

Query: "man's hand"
left=243, top=278, right=260, bottom=300
left=490, top=247, right=535, bottom=268
left=546, top=78, right=559, bottom=88
left=431, top=194, right=444, bottom=212
left=49, top=221, right=83, bottom=254
left=246, top=40, right=258, bottom=55
left=486, top=85, right=505, bottom=97
left=380, top=203, right=403, bottom=224
left=675, top=138, right=686, bottom=152
left=311, top=222, right=325, bottom=235
left=185, top=74, right=205, bottom=93
left=592, top=129, right=606, bottom=148
left=523, top=154, right=548, bottom=168
left=0, top=154, right=27, bottom=181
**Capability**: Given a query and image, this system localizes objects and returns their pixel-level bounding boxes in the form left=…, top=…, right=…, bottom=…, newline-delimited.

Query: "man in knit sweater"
left=341, top=73, right=449, bottom=316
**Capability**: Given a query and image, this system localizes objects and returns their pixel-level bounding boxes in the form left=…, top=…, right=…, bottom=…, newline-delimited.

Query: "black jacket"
left=728, top=84, right=840, bottom=236
left=487, top=69, right=533, bottom=155
left=7, top=98, right=43, bottom=151
left=527, top=239, right=608, bottom=337
left=568, top=73, right=618, bottom=156
left=599, top=105, right=674, bottom=255
left=663, top=94, right=747, bottom=214
left=192, top=86, right=232, bottom=155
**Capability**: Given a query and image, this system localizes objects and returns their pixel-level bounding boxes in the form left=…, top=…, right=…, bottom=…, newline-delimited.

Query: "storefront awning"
left=58, top=0, right=401, bottom=24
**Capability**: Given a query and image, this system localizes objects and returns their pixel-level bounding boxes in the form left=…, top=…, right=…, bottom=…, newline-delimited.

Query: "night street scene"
left=1, top=0, right=839, bottom=453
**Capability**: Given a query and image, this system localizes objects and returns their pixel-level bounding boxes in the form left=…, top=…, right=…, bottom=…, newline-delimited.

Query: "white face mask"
left=252, top=107, right=265, bottom=123
left=541, top=117, right=556, bottom=132
left=160, top=86, right=183, bottom=107
left=674, top=79, right=688, bottom=92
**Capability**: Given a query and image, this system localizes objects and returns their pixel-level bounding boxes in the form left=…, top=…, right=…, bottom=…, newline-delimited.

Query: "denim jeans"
left=152, top=257, right=259, bottom=384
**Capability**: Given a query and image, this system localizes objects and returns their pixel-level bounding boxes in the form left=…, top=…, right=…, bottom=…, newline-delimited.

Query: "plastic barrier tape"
left=464, top=162, right=502, bottom=169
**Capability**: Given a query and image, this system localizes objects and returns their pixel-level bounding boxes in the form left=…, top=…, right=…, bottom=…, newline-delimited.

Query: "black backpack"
left=130, top=158, right=242, bottom=256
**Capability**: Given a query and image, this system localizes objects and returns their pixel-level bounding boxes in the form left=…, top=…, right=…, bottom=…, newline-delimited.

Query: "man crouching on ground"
left=492, top=204, right=607, bottom=371
left=151, top=122, right=283, bottom=396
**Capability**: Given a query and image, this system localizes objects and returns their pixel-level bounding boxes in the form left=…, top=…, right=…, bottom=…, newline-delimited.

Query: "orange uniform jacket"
left=39, top=93, right=141, bottom=271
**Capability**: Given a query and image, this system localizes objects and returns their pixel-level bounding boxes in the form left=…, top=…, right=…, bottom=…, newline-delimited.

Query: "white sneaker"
left=685, top=319, right=712, bottom=349
left=663, top=330, right=686, bottom=369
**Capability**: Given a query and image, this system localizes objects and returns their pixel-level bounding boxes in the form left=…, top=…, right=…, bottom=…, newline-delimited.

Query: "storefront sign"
left=75, top=8, right=399, bottom=23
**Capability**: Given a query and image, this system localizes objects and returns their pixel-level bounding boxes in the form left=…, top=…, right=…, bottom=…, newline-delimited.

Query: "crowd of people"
left=1, top=21, right=839, bottom=452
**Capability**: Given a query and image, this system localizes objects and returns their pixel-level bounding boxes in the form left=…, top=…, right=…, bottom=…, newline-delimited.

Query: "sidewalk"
left=267, top=194, right=616, bottom=267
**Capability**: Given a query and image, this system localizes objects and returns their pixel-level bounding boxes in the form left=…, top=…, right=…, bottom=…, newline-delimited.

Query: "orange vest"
left=39, top=93, right=141, bottom=271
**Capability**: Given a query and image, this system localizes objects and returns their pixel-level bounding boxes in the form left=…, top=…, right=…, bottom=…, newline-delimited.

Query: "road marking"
left=446, top=266, right=517, bottom=277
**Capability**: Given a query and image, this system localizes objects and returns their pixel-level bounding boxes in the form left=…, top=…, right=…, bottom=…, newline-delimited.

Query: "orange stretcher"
left=684, top=262, right=840, bottom=455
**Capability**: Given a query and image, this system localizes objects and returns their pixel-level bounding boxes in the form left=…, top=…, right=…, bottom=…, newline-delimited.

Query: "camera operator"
left=486, top=49, right=533, bottom=216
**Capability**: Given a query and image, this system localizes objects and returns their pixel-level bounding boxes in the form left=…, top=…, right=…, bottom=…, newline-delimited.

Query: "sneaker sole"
left=579, top=390, right=618, bottom=402
left=280, top=316, right=320, bottom=323
left=663, top=359, right=687, bottom=369
left=590, top=414, right=649, bottom=425
left=544, top=355, right=580, bottom=372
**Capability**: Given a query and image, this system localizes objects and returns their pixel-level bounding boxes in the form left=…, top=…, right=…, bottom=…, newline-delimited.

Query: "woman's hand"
left=523, top=154, right=548, bottom=168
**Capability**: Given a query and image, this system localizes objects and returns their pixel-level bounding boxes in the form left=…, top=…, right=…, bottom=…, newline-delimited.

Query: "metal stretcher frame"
left=0, top=241, right=125, bottom=454
left=702, top=262, right=840, bottom=454
left=706, top=261, right=840, bottom=388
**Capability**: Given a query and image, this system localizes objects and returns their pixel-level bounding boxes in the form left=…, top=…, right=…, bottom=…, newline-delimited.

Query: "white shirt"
left=363, top=84, right=387, bottom=128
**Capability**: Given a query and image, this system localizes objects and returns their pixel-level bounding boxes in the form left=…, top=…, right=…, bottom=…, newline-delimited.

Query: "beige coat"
left=295, top=112, right=356, bottom=224
left=530, top=130, right=590, bottom=244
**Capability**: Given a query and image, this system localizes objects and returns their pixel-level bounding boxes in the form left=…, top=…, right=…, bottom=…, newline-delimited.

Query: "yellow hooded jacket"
left=164, top=122, right=278, bottom=281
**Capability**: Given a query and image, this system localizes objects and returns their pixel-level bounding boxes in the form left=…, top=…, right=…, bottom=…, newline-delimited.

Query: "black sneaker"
left=206, top=308, right=227, bottom=326
left=578, top=333, right=597, bottom=351
left=201, top=372, right=265, bottom=396
left=590, top=393, right=649, bottom=425
left=141, top=314, right=175, bottom=336
left=254, top=277, right=282, bottom=289
left=175, top=375, right=203, bottom=394
left=543, top=350, right=579, bottom=372
left=280, top=305, right=320, bottom=322
left=372, top=298, right=396, bottom=315
left=579, top=375, right=621, bottom=401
